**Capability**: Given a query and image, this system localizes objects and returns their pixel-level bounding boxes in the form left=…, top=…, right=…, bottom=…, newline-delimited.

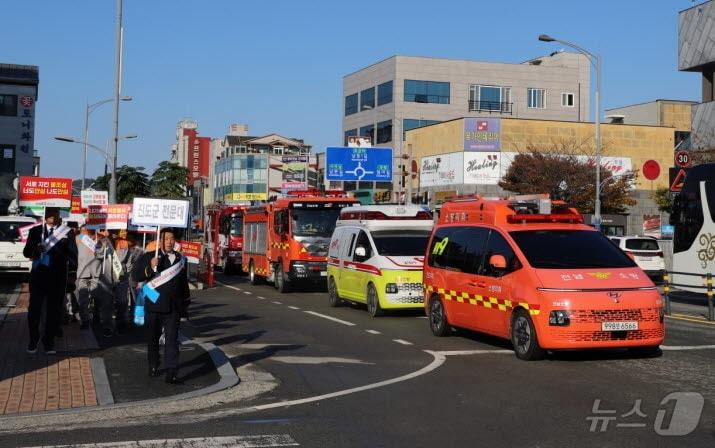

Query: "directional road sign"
left=325, top=147, right=393, bottom=182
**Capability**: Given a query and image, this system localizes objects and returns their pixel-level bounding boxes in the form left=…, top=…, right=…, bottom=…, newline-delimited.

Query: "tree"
left=652, top=187, right=673, bottom=213
left=499, top=151, right=637, bottom=214
left=151, top=161, right=188, bottom=199
left=89, top=165, right=150, bottom=203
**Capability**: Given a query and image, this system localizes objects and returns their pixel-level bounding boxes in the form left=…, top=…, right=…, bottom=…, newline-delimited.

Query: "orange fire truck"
left=204, top=204, right=247, bottom=275
left=242, top=190, right=358, bottom=292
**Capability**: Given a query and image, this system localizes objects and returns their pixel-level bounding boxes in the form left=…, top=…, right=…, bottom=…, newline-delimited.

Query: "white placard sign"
left=80, top=190, right=109, bottom=208
left=131, top=198, right=189, bottom=228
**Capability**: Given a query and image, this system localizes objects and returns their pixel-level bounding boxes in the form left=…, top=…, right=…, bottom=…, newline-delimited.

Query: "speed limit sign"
left=675, top=150, right=691, bottom=168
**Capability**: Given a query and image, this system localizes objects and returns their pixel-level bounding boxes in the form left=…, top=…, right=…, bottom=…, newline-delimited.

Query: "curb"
left=0, top=329, right=240, bottom=420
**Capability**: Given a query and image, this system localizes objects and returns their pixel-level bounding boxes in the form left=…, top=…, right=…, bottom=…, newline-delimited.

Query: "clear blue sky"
left=0, top=0, right=701, bottom=180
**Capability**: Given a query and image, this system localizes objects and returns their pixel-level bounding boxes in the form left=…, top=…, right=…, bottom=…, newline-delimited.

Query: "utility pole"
left=109, top=0, right=123, bottom=204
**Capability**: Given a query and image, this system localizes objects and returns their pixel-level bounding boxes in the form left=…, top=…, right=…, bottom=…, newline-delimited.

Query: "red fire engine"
left=204, top=204, right=247, bottom=275
left=242, top=190, right=358, bottom=292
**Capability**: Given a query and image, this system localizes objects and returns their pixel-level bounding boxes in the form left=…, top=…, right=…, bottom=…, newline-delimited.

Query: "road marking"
left=239, top=343, right=297, bottom=350
left=666, top=315, right=715, bottom=326
left=258, top=296, right=267, bottom=300
left=661, top=345, right=715, bottom=351
left=272, top=301, right=282, bottom=305
left=244, top=291, right=253, bottom=295
left=365, top=330, right=381, bottom=335
left=23, top=435, right=299, bottom=447
left=303, top=311, right=355, bottom=326
left=415, top=316, right=428, bottom=319
left=436, top=349, right=513, bottom=356
left=269, top=356, right=372, bottom=365
left=216, top=281, right=242, bottom=292
left=288, top=306, right=300, bottom=310
left=393, top=339, right=413, bottom=346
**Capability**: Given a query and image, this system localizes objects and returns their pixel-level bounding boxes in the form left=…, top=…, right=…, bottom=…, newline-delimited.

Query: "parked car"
left=0, top=215, right=40, bottom=273
left=609, top=236, right=666, bottom=280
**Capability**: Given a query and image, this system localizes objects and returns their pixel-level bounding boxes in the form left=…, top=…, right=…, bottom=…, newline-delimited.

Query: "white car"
left=0, top=215, right=39, bottom=273
left=609, top=235, right=665, bottom=279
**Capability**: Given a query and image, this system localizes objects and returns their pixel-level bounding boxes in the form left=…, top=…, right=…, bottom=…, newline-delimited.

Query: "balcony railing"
left=468, top=101, right=513, bottom=114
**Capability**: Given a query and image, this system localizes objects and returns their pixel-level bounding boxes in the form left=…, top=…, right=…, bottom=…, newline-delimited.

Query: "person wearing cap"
left=114, top=229, right=143, bottom=333
left=23, top=208, right=77, bottom=354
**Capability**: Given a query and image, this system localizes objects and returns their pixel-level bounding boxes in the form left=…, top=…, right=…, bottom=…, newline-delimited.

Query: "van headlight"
left=548, top=310, right=570, bottom=326
left=385, top=283, right=398, bottom=294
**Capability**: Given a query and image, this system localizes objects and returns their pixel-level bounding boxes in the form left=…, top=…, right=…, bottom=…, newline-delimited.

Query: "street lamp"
left=55, top=135, right=137, bottom=174
left=363, top=104, right=409, bottom=204
left=82, top=96, right=132, bottom=190
left=539, top=34, right=602, bottom=230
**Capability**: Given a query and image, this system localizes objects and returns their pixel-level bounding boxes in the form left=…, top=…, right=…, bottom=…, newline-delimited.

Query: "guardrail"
left=663, top=271, right=714, bottom=321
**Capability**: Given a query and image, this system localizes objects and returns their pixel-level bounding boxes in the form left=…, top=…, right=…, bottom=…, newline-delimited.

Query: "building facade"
left=342, top=53, right=590, bottom=191
left=605, top=99, right=694, bottom=148
left=679, top=0, right=715, bottom=155
left=213, top=128, right=314, bottom=204
left=405, top=117, right=676, bottom=235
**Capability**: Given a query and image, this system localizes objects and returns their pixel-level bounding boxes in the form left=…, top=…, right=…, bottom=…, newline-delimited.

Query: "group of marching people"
left=24, top=208, right=190, bottom=384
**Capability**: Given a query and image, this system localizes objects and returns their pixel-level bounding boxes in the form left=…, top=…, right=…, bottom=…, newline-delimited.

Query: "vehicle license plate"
left=602, top=321, right=638, bottom=331
left=320, top=271, right=327, bottom=276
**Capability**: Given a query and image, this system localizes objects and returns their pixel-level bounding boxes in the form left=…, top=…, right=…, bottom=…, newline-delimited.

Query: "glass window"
left=404, top=80, right=450, bottom=104
left=377, top=81, right=393, bottom=106
left=561, top=92, right=574, bottom=107
left=345, top=93, right=358, bottom=116
left=469, top=85, right=511, bottom=112
left=428, top=226, right=488, bottom=273
left=0, top=219, right=29, bottom=242
left=344, top=129, right=357, bottom=146
left=403, top=119, right=440, bottom=140
left=376, top=120, right=392, bottom=144
left=354, top=230, right=373, bottom=261
left=625, top=238, right=659, bottom=251
left=290, top=209, right=341, bottom=238
left=527, top=88, right=546, bottom=109
left=360, top=87, right=375, bottom=111
left=359, top=124, right=374, bottom=143
left=0, top=95, right=17, bottom=117
left=482, top=231, right=520, bottom=277
left=509, top=230, right=636, bottom=269
left=371, top=230, right=431, bottom=256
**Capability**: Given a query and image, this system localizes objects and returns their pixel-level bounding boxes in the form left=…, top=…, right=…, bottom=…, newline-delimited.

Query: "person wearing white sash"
left=22, top=208, right=77, bottom=354
left=75, top=225, right=101, bottom=330
left=113, top=230, right=143, bottom=333
left=132, top=228, right=190, bottom=384
left=95, top=229, right=118, bottom=338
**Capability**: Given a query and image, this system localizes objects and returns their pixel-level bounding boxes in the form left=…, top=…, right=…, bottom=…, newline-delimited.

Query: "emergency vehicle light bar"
left=340, top=210, right=433, bottom=221
left=506, top=213, right=583, bottom=224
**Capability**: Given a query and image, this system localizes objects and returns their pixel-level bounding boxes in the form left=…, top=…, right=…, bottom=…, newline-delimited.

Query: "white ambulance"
left=326, top=205, right=433, bottom=317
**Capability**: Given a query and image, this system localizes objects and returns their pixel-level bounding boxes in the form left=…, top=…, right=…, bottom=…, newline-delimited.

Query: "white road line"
left=365, top=329, right=381, bottom=335
left=272, top=301, right=283, bottom=305
left=257, top=296, right=266, bottom=300
left=269, top=356, right=371, bottom=365
left=303, top=311, right=356, bottom=326
left=23, top=435, right=299, bottom=447
left=288, top=306, right=300, bottom=310
left=243, top=291, right=253, bottom=295
left=216, top=281, right=241, bottom=292
left=393, top=339, right=413, bottom=346
left=435, top=349, right=513, bottom=356
left=661, top=344, right=715, bottom=351
left=416, top=316, right=428, bottom=319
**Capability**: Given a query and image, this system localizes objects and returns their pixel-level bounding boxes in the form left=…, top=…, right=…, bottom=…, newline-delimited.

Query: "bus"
left=670, top=163, right=715, bottom=293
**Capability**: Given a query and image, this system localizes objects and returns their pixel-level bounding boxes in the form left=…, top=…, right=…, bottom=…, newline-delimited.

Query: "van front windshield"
left=371, top=231, right=431, bottom=256
left=510, top=230, right=636, bottom=269
left=0, top=221, right=28, bottom=242
left=291, top=209, right=341, bottom=238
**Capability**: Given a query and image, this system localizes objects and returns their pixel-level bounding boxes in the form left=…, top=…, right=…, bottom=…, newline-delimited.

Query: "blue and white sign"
left=325, top=147, right=393, bottom=181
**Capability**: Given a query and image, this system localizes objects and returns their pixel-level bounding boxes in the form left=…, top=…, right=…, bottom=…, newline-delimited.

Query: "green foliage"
left=89, top=165, right=150, bottom=204
left=150, top=161, right=188, bottom=199
left=652, top=187, right=673, bottom=213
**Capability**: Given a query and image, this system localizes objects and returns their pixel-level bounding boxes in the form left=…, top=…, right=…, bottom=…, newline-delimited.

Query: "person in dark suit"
left=22, top=208, right=77, bottom=354
left=132, top=228, right=190, bottom=384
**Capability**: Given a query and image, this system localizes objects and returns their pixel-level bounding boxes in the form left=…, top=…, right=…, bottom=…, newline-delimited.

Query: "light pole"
left=82, top=96, right=132, bottom=190
left=539, top=34, right=602, bottom=230
left=55, top=135, right=137, bottom=180
left=110, top=0, right=125, bottom=204
left=363, top=104, right=409, bottom=204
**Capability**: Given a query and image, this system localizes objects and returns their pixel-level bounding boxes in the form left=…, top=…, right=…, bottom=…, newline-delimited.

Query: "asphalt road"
left=3, top=273, right=715, bottom=448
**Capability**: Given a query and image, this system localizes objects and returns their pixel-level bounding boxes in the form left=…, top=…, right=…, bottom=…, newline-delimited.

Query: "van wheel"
left=275, top=266, right=291, bottom=293
left=249, top=262, right=262, bottom=285
left=511, top=309, right=546, bottom=361
left=366, top=284, right=383, bottom=317
left=328, top=277, right=342, bottom=307
left=429, top=296, right=450, bottom=337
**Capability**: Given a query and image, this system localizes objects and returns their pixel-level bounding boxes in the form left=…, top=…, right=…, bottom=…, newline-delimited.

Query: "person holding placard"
left=132, top=228, right=190, bottom=384
left=23, top=208, right=77, bottom=354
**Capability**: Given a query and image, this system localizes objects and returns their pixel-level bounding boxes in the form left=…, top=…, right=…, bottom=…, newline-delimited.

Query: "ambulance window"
left=482, top=230, right=519, bottom=277
left=347, top=232, right=357, bottom=258
left=354, top=230, right=373, bottom=261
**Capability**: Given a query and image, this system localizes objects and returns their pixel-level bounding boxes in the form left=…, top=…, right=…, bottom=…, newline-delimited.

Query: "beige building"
left=605, top=99, right=694, bottom=148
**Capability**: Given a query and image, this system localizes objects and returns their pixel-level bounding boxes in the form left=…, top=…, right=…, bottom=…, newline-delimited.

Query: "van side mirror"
left=355, top=246, right=367, bottom=258
left=489, top=254, right=507, bottom=270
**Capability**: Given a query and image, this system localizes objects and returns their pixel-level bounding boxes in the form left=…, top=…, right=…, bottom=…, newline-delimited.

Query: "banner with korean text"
left=86, top=204, right=131, bottom=230
left=18, top=177, right=72, bottom=207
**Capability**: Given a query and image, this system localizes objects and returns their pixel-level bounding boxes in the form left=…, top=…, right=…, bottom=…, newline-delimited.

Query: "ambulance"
left=327, top=205, right=433, bottom=317
left=423, top=195, right=664, bottom=360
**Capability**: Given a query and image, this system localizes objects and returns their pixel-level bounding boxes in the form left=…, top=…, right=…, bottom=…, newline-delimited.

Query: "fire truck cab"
left=424, top=194, right=664, bottom=360
left=242, top=190, right=358, bottom=292
left=204, top=204, right=246, bottom=275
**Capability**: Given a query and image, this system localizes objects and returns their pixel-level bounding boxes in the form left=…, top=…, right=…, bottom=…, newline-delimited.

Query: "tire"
left=275, top=265, right=291, bottom=293
left=249, top=261, right=262, bottom=285
left=366, top=284, right=383, bottom=317
left=328, top=277, right=342, bottom=307
left=428, top=296, right=450, bottom=337
left=511, top=309, right=546, bottom=361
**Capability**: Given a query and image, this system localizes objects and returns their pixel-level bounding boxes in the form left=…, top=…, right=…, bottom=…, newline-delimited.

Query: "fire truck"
left=204, top=204, right=246, bottom=275
left=242, top=190, right=358, bottom=292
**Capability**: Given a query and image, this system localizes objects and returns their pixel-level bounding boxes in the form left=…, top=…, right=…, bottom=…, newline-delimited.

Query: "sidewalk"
left=0, top=284, right=222, bottom=417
